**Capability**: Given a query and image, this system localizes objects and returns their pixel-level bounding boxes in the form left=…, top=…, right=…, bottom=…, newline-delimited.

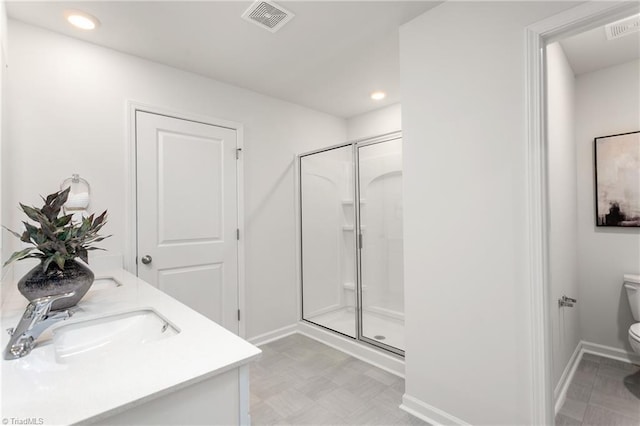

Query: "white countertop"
left=0, top=264, right=261, bottom=425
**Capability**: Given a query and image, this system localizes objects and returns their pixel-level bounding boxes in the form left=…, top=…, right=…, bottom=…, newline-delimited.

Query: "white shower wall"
left=359, top=140, right=404, bottom=319
left=300, top=148, right=354, bottom=320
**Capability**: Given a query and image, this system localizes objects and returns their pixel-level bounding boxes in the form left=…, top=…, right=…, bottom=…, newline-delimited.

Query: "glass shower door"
left=300, top=145, right=356, bottom=338
left=357, top=137, right=404, bottom=353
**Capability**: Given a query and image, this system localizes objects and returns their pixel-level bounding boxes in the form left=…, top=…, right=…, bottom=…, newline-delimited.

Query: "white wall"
left=0, top=1, right=9, bottom=298
left=5, top=21, right=346, bottom=339
left=576, top=59, right=640, bottom=352
left=546, top=42, right=580, bottom=390
left=346, top=103, right=401, bottom=141
left=399, top=2, right=577, bottom=424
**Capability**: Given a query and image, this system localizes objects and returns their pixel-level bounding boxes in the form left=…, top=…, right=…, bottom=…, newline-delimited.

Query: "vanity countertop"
left=0, top=263, right=261, bottom=425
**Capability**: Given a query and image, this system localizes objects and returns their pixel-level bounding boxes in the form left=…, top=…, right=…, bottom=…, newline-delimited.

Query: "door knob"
left=141, top=255, right=153, bottom=265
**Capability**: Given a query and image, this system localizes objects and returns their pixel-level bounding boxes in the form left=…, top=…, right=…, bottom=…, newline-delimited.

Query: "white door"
left=136, top=111, right=239, bottom=334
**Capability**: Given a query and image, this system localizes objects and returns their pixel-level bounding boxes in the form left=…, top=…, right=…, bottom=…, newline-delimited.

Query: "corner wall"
left=346, top=103, right=401, bottom=141
left=5, top=20, right=346, bottom=339
left=399, top=2, right=577, bottom=424
left=576, top=59, right=640, bottom=353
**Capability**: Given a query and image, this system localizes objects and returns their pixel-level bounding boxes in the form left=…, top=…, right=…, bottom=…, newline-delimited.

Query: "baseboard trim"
left=400, top=394, right=470, bottom=426
left=247, top=322, right=405, bottom=376
left=553, top=340, right=640, bottom=414
left=247, top=324, right=297, bottom=347
left=297, top=321, right=405, bottom=377
left=581, top=340, right=640, bottom=365
left=553, top=342, right=582, bottom=415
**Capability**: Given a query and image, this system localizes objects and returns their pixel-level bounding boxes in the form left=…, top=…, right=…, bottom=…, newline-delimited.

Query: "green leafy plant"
left=3, top=187, right=110, bottom=272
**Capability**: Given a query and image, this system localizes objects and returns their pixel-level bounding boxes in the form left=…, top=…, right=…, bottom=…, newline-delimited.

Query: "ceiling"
left=6, top=1, right=441, bottom=119
left=560, top=15, right=640, bottom=75
left=8, top=2, right=636, bottom=118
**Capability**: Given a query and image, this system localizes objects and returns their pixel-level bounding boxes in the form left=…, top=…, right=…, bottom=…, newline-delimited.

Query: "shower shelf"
left=341, top=199, right=367, bottom=205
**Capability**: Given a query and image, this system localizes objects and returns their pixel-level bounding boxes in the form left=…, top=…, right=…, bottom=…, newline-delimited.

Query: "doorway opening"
left=525, top=2, right=640, bottom=424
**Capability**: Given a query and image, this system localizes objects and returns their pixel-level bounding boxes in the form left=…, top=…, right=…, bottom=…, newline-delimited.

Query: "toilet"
left=623, top=274, right=640, bottom=354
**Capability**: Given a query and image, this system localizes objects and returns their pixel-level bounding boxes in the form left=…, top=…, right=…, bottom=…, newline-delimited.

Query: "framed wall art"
left=594, top=131, right=640, bottom=227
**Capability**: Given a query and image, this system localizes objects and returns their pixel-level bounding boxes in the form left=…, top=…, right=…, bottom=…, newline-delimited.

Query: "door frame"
left=125, top=101, right=247, bottom=338
left=524, top=1, right=639, bottom=424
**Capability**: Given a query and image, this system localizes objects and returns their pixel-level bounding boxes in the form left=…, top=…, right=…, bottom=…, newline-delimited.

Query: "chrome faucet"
left=4, top=292, right=76, bottom=360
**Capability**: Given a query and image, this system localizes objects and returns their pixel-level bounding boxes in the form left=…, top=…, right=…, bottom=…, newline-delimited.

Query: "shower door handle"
left=358, top=234, right=363, bottom=249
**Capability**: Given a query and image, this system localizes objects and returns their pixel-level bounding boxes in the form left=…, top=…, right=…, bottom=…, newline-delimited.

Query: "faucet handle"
left=22, top=292, right=76, bottom=331
left=29, top=292, right=76, bottom=315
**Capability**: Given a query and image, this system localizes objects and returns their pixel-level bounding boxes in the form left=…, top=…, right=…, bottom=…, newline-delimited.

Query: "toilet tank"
left=624, top=274, right=640, bottom=321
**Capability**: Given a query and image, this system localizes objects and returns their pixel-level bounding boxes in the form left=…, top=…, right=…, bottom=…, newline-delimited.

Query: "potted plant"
left=3, top=187, right=110, bottom=310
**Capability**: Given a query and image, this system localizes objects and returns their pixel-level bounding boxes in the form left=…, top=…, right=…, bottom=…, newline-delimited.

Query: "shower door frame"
left=297, top=131, right=404, bottom=357
left=354, top=132, right=404, bottom=356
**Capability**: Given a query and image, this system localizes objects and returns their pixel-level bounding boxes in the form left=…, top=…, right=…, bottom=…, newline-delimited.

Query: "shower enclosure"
left=299, top=132, right=404, bottom=355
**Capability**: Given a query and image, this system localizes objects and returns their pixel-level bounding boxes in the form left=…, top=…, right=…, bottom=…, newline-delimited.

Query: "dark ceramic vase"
left=18, top=259, right=95, bottom=311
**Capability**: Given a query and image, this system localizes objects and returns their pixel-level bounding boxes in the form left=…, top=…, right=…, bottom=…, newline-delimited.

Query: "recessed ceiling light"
left=370, top=91, right=386, bottom=101
left=65, top=10, right=100, bottom=30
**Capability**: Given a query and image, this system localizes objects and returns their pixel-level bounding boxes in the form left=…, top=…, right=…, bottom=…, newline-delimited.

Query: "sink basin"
left=52, top=309, right=179, bottom=363
left=92, top=277, right=123, bottom=289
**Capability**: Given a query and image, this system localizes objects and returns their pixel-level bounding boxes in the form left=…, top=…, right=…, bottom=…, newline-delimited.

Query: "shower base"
left=306, top=308, right=405, bottom=352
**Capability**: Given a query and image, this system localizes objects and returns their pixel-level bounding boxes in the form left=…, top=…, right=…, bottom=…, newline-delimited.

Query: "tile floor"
left=249, top=334, right=426, bottom=425
left=556, top=353, right=640, bottom=425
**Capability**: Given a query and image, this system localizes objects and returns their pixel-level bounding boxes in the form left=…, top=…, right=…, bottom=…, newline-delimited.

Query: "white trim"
left=524, top=2, right=640, bottom=424
left=125, top=102, right=137, bottom=276
left=125, top=101, right=247, bottom=338
left=530, top=1, right=640, bottom=44
left=553, top=340, right=640, bottom=415
left=553, top=342, right=582, bottom=415
left=524, top=19, right=553, bottom=426
left=247, top=324, right=298, bottom=347
left=400, top=394, right=470, bottom=426
left=248, top=323, right=405, bottom=376
left=236, top=126, right=246, bottom=338
left=293, top=154, right=303, bottom=323
left=582, top=340, right=640, bottom=365
left=297, top=321, right=404, bottom=377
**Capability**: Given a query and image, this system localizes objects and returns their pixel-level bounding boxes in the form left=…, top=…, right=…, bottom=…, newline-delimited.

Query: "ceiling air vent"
left=242, top=1, right=295, bottom=33
left=605, top=14, right=640, bottom=40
